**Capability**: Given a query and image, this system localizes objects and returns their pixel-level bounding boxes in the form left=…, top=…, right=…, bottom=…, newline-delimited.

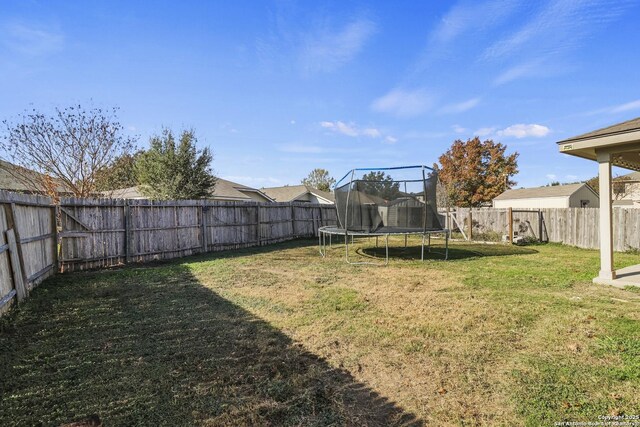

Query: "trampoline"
left=319, top=165, right=450, bottom=265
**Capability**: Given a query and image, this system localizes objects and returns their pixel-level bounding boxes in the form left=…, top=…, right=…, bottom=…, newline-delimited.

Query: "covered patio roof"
left=558, top=116, right=640, bottom=288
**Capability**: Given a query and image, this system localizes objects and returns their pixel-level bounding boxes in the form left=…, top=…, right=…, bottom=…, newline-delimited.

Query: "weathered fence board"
left=0, top=191, right=55, bottom=315
left=58, top=199, right=337, bottom=272
left=450, top=207, right=640, bottom=251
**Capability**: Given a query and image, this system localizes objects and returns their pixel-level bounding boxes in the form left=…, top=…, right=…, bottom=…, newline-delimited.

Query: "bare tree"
left=1, top=105, right=136, bottom=198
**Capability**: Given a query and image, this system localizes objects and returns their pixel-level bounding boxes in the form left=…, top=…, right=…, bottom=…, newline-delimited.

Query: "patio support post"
left=597, top=151, right=616, bottom=280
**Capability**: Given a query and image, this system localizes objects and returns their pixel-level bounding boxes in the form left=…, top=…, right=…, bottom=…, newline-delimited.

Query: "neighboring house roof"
left=0, top=160, right=70, bottom=193
left=558, top=117, right=640, bottom=143
left=619, top=171, right=640, bottom=181
left=102, top=178, right=274, bottom=202
left=494, top=183, right=596, bottom=200
left=260, top=185, right=335, bottom=203
left=101, top=186, right=145, bottom=199
left=212, top=178, right=274, bottom=202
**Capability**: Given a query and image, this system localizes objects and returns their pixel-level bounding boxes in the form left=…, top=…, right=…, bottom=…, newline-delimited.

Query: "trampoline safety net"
left=334, top=165, right=444, bottom=233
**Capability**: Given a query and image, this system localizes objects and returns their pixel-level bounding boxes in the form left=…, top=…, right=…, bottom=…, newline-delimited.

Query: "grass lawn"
left=1, top=238, right=639, bottom=426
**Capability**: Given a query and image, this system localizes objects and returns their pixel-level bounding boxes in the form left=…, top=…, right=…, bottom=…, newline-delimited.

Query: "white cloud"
left=320, top=121, right=359, bottom=137
left=475, top=127, right=497, bottom=137
left=411, top=0, right=521, bottom=75
left=431, top=0, right=521, bottom=44
left=565, top=174, right=579, bottom=181
left=440, top=97, right=480, bottom=114
left=580, top=98, right=640, bottom=116
left=546, top=174, right=557, bottom=181
left=483, top=0, right=629, bottom=60
left=362, top=128, right=381, bottom=138
left=493, top=61, right=540, bottom=85
left=385, top=136, right=398, bottom=144
left=257, top=6, right=376, bottom=75
left=610, top=99, right=640, bottom=113
left=320, top=120, right=396, bottom=143
left=290, top=120, right=296, bottom=125
left=484, top=0, right=633, bottom=83
left=497, top=124, right=550, bottom=139
left=452, top=125, right=466, bottom=133
left=2, top=22, right=64, bottom=56
left=300, top=18, right=376, bottom=73
left=371, top=88, right=434, bottom=117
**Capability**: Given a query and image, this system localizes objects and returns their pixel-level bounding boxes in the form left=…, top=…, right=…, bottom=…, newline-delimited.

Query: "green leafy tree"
left=94, top=151, right=143, bottom=192
left=438, top=137, right=519, bottom=207
left=360, top=171, right=400, bottom=200
left=301, top=168, right=335, bottom=192
left=136, top=129, right=215, bottom=200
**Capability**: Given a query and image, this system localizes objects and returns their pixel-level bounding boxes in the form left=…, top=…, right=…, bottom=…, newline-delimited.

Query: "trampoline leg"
left=421, top=234, right=425, bottom=261
left=385, top=234, right=389, bottom=266
left=329, top=233, right=332, bottom=248
left=445, top=231, right=449, bottom=260
left=404, top=235, right=407, bottom=248
left=345, top=233, right=349, bottom=263
left=376, top=236, right=378, bottom=247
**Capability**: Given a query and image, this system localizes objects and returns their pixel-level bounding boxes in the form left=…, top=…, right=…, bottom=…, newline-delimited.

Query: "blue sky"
left=1, top=0, right=639, bottom=189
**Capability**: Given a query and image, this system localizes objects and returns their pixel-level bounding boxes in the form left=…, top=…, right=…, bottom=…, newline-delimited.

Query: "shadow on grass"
left=0, top=257, right=422, bottom=426
left=359, top=242, right=538, bottom=261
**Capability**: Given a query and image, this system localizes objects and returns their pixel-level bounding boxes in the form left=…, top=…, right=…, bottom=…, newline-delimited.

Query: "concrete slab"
left=593, top=264, right=640, bottom=288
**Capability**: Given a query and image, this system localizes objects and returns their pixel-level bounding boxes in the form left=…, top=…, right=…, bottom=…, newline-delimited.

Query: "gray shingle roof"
left=102, top=178, right=274, bottom=201
left=0, top=160, right=70, bottom=193
left=558, top=117, right=640, bottom=143
left=213, top=178, right=274, bottom=201
left=493, top=183, right=589, bottom=200
left=101, top=186, right=145, bottom=199
left=620, top=171, right=640, bottom=181
left=260, top=185, right=334, bottom=203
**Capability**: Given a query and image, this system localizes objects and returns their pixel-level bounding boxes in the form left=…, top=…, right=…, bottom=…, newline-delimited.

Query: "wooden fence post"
left=538, top=210, right=543, bottom=243
left=468, top=210, right=473, bottom=240
left=201, top=201, right=208, bottom=252
left=256, top=204, right=262, bottom=246
left=508, top=207, right=513, bottom=244
left=290, top=202, right=295, bottom=238
left=52, top=205, right=59, bottom=272
left=124, top=202, right=131, bottom=263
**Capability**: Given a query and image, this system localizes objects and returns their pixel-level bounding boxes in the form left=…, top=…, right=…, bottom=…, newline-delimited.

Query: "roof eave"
left=558, top=129, right=640, bottom=172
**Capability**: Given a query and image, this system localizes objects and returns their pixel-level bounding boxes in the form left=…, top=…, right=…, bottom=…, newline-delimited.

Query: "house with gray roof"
left=260, top=185, right=334, bottom=204
left=493, top=183, right=599, bottom=209
left=610, top=171, right=640, bottom=207
left=103, top=178, right=274, bottom=202
left=0, top=160, right=70, bottom=195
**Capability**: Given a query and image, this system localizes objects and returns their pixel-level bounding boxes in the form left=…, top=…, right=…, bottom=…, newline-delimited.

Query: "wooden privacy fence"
left=58, top=198, right=337, bottom=272
left=0, top=191, right=56, bottom=315
left=8, top=192, right=640, bottom=314
left=452, top=207, right=640, bottom=251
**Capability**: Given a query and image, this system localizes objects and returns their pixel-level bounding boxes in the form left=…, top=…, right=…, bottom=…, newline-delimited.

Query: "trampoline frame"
left=318, top=226, right=450, bottom=266
left=324, top=164, right=449, bottom=265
